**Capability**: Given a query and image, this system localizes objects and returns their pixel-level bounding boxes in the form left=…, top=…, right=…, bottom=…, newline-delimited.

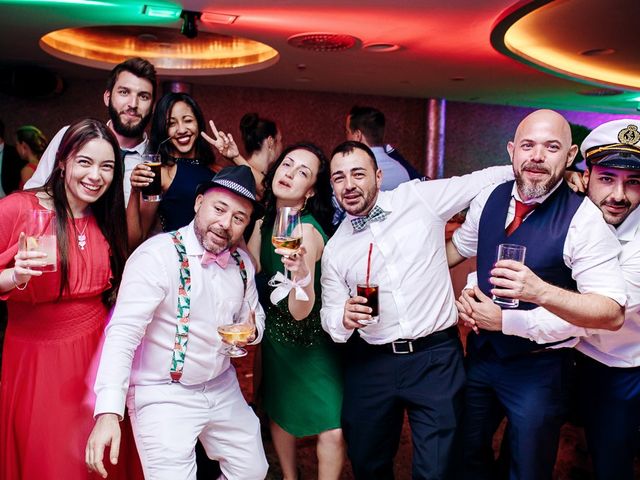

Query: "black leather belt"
left=359, top=326, right=459, bottom=355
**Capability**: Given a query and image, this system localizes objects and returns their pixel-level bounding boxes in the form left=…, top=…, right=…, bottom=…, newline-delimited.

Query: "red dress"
left=0, top=192, right=143, bottom=480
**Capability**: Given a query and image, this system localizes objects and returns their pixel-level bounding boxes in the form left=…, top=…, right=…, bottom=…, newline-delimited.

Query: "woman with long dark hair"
left=0, top=118, right=132, bottom=479
left=128, top=92, right=217, bottom=247
left=247, top=143, right=344, bottom=480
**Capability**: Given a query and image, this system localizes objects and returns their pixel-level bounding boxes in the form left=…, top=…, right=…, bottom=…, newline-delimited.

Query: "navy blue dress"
left=158, top=158, right=213, bottom=232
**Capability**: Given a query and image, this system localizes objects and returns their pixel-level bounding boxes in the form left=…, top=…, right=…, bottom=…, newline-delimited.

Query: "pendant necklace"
left=74, top=217, right=89, bottom=250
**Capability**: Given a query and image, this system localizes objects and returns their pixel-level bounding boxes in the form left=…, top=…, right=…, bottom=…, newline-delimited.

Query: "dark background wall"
left=2, top=79, right=639, bottom=176
left=0, top=79, right=427, bottom=168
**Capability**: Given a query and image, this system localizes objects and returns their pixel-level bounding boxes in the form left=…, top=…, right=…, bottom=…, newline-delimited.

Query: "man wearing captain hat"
left=86, top=165, right=268, bottom=479
left=575, top=119, right=640, bottom=480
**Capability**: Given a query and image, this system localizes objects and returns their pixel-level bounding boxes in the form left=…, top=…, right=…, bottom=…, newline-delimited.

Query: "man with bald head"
left=447, top=110, right=626, bottom=479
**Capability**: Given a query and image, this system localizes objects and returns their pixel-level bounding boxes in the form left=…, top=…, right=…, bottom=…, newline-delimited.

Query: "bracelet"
left=11, top=270, right=28, bottom=291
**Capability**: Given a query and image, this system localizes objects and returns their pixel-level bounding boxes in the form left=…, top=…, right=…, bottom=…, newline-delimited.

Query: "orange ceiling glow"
left=40, top=25, right=279, bottom=75
left=492, top=0, right=640, bottom=91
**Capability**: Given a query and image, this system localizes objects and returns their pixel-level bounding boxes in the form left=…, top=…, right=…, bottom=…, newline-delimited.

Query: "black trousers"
left=342, top=334, right=465, bottom=480
left=577, top=352, right=640, bottom=480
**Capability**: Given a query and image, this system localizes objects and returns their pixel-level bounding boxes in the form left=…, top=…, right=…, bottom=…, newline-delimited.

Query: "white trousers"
left=126, top=367, right=268, bottom=480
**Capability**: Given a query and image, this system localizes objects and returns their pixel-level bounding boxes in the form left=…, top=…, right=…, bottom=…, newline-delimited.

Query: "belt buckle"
left=391, top=340, right=413, bottom=354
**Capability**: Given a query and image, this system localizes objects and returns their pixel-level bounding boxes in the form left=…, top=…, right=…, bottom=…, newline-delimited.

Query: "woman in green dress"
left=248, top=143, right=344, bottom=480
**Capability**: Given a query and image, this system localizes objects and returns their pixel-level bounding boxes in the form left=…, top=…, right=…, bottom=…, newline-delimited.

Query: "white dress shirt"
left=452, top=181, right=627, bottom=350
left=321, top=165, right=514, bottom=344
left=371, top=146, right=411, bottom=191
left=24, top=124, right=147, bottom=205
left=94, top=221, right=265, bottom=418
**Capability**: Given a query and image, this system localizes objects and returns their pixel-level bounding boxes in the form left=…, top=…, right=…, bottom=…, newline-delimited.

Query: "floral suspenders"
left=168, top=231, right=248, bottom=382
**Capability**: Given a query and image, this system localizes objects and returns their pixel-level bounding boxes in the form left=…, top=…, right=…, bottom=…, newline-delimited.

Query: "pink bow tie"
left=201, top=249, right=232, bottom=268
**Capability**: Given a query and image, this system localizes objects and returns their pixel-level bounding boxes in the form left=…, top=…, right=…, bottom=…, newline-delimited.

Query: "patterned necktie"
left=201, top=249, right=232, bottom=268
left=351, top=205, right=390, bottom=233
left=505, top=200, right=538, bottom=236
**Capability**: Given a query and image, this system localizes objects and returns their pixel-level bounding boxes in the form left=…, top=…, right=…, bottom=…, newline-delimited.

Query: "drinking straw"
left=366, top=242, right=373, bottom=286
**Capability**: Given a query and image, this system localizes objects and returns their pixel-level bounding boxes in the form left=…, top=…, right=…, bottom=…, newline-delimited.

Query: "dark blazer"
left=1, top=144, right=26, bottom=194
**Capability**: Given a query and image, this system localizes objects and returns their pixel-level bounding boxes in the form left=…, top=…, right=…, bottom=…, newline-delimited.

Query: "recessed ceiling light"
left=362, top=42, right=400, bottom=53
left=579, top=48, right=616, bottom=56
left=201, top=12, right=238, bottom=25
left=142, top=4, right=181, bottom=19
left=137, top=33, right=158, bottom=42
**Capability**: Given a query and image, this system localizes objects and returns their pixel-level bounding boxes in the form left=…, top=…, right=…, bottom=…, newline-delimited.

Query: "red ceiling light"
left=201, top=12, right=238, bottom=25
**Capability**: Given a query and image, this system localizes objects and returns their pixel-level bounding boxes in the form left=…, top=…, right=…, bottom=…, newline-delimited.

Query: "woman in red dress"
left=0, top=118, right=140, bottom=479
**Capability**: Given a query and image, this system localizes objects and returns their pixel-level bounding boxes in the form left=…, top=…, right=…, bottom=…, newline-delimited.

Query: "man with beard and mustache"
left=462, top=119, right=640, bottom=479
left=25, top=57, right=156, bottom=204
left=85, top=166, right=268, bottom=480
left=320, top=141, right=516, bottom=479
left=447, top=109, right=627, bottom=480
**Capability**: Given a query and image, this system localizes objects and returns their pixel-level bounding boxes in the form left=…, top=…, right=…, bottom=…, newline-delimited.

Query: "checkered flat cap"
left=196, top=165, right=259, bottom=206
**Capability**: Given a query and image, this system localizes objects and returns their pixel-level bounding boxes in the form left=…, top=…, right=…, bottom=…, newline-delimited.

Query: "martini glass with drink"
left=217, top=300, right=256, bottom=358
left=272, top=207, right=303, bottom=277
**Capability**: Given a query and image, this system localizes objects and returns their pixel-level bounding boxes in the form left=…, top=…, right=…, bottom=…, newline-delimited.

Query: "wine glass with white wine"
left=272, top=207, right=303, bottom=277
left=217, top=300, right=255, bottom=358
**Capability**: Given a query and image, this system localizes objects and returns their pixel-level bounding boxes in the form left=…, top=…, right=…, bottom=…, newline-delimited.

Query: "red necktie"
left=201, top=249, right=232, bottom=268
left=505, top=200, right=538, bottom=236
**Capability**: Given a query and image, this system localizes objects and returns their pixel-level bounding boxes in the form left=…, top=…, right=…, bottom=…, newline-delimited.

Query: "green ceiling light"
left=142, top=4, right=181, bottom=19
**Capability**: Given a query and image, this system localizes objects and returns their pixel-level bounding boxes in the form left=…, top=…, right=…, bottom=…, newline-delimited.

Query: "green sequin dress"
left=260, top=213, right=343, bottom=437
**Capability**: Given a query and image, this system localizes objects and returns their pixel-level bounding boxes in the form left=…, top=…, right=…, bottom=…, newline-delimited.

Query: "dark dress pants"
left=461, top=346, right=572, bottom=480
left=342, top=335, right=465, bottom=480
left=577, top=352, right=640, bottom=480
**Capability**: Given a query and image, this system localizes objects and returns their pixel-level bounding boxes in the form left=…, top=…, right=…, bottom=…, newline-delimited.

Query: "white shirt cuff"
left=501, top=309, right=530, bottom=338
left=94, top=388, right=127, bottom=420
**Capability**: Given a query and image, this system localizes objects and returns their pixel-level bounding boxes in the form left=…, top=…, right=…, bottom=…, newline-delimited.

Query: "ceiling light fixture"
left=180, top=10, right=200, bottom=39
left=200, top=11, right=238, bottom=25
left=40, top=26, right=280, bottom=75
left=362, top=42, right=400, bottom=53
left=142, top=4, right=181, bottom=19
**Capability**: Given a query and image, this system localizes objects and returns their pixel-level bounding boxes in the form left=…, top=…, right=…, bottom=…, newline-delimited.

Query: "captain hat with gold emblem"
left=580, top=119, right=640, bottom=170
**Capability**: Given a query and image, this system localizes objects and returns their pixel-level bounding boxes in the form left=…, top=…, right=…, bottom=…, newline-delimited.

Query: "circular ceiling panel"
left=40, top=26, right=279, bottom=76
left=491, top=0, right=640, bottom=91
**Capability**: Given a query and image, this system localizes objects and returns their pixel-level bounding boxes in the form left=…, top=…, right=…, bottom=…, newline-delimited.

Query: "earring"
left=60, top=169, right=64, bottom=178
left=302, top=196, right=308, bottom=211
